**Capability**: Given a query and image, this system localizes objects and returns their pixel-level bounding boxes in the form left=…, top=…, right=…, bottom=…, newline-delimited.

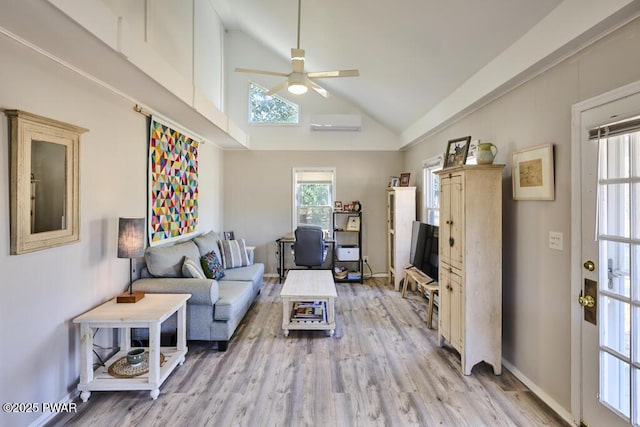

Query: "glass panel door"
left=596, top=130, right=639, bottom=425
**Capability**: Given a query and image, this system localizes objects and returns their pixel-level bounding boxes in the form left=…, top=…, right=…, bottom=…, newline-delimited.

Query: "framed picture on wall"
left=444, top=136, right=472, bottom=168
left=512, top=144, right=555, bottom=200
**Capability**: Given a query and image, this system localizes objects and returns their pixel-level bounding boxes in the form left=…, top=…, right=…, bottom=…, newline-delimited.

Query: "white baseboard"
left=28, top=390, right=79, bottom=427
left=501, top=359, right=576, bottom=426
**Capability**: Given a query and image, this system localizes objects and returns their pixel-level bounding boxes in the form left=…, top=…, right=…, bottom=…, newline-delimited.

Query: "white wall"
left=83, top=0, right=229, bottom=131
left=223, top=150, right=403, bottom=276
left=403, top=16, right=640, bottom=414
left=225, top=30, right=400, bottom=150
left=0, top=34, right=224, bottom=427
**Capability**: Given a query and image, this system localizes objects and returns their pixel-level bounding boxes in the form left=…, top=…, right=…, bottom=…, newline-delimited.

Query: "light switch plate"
left=549, top=231, right=563, bottom=251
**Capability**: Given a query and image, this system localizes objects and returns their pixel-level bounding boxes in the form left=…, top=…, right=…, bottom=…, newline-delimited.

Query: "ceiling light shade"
left=288, top=82, right=308, bottom=95
left=288, top=72, right=308, bottom=94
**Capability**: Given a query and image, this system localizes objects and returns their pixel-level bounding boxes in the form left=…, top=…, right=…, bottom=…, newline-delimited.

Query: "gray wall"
left=403, top=16, right=640, bottom=412
left=0, top=35, right=224, bottom=427
left=223, top=150, right=404, bottom=276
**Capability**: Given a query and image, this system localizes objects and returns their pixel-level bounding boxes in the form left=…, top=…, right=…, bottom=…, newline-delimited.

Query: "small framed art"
left=346, top=216, right=361, bottom=231
left=399, top=173, right=411, bottom=187
left=512, top=144, right=555, bottom=200
left=334, top=201, right=343, bottom=211
left=444, top=136, right=471, bottom=168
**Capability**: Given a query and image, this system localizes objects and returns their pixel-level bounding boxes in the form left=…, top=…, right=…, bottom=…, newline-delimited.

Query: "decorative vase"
left=476, top=142, right=498, bottom=165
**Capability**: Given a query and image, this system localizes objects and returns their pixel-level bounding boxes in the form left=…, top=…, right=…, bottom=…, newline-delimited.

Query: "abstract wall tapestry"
left=148, top=116, right=199, bottom=245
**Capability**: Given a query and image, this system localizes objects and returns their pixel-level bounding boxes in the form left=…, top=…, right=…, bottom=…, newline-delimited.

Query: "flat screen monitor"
left=409, top=221, right=439, bottom=279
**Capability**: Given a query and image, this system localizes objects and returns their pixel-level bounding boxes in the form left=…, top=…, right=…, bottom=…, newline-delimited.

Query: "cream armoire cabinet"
left=434, top=165, right=504, bottom=375
left=386, top=186, right=416, bottom=291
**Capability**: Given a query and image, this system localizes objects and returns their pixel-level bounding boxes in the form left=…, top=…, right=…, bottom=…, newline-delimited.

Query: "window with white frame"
left=422, top=155, right=443, bottom=225
left=248, top=82, right=299, bottom=124
left=292, top=168, right=335, bottom=232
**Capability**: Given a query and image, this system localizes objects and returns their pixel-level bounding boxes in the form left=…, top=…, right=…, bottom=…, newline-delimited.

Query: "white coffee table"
left=73, top=293, right=190, bottom=401
left=280, top=270, right=337, bottom=337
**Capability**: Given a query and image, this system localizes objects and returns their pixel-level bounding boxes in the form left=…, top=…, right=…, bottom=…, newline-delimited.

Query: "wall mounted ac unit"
left=310, top=114, right=361, bottom=131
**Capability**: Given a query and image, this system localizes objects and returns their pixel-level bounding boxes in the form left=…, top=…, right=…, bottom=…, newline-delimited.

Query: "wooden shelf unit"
left=386, top=187, right=416, bottom=291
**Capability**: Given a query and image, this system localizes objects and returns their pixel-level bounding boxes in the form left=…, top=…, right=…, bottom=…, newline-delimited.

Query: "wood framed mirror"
left=6, top=110, right=87, bottom=254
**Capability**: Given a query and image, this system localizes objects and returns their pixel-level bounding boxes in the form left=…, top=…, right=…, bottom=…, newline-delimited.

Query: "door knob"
left=583, top=260, right=595, bottom=271
left=578, top=293, right=595, bottom=308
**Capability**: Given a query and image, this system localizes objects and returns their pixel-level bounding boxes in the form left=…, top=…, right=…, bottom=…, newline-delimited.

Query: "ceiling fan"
left=235, top=0, right=359, bottom=97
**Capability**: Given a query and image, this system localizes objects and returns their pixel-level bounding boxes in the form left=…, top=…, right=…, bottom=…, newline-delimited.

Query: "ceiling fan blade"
left=266, top=80, right=289, bottom=96
left=307, top=69, right=360, bottom=79
left=306, top=79, right=328, bottom=98
left=235, top=67, right=290, bottom=78
left=291, top=48, right=305, bottom=73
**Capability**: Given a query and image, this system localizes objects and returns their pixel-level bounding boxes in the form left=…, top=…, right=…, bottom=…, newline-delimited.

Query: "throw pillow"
left=182, top=256, right=205, bottom=279
left=218, top=238, right=250, bottom=269
left=200, top=250, right=225, bottom=280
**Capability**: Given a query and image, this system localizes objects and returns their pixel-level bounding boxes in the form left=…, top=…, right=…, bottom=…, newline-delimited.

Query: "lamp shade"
left=117, top=217, right=145, bottom=259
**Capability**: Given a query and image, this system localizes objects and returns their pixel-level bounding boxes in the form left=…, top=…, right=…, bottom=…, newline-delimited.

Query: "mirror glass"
left=31, top=140, right=67, bottom=233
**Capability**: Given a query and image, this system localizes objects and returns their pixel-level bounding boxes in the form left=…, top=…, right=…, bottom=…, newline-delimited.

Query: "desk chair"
left=293, top=225, right=328, bottom=268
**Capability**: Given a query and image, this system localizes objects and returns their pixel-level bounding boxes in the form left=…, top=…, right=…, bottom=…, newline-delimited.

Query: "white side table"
left=73, top=293, right=191, bottom=401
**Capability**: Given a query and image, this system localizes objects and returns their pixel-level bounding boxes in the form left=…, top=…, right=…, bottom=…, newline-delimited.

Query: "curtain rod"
left=133, top=104, right=206, bottom=145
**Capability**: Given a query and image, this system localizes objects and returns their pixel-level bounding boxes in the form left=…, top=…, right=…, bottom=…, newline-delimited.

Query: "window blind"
left=588, top=115, right=640, bottom=139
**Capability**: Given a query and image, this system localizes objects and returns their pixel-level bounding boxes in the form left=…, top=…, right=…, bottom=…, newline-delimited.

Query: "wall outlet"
left=363, top=255, right=369, bottom=263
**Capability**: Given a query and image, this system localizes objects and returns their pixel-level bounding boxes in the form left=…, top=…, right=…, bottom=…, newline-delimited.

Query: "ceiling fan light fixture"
left=288, top=73, right=308, bottom=94
left=288, top=82, right=308, bottom=95
left=234, top=0, right=358, bottom=97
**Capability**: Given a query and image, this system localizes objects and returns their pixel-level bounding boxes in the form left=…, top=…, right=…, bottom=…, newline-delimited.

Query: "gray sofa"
left=133, top=231, right=264, bottom=351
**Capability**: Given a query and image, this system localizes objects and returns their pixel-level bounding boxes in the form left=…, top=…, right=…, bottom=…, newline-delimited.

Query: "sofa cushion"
left=214, top=281, right=254, bottom=321
left=218, top=239, right=250, bottom=269
left=200, top=251, right=225, bottom=280
left=133, top=277, right=218, bottom=305
left=220, top=263, right=263, bottom=285
left=193, top=231, right=223, bottom=260
left=182, top=256, right=205, bottom=279
left=145, top=240, right=202, bottom=278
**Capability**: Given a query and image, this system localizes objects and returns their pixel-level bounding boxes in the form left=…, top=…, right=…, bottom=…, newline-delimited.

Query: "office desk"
left=276, top=234, right=334, bottom=280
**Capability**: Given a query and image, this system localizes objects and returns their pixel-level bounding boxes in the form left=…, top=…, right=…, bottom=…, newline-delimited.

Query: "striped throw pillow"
left=182, top=256, right=206, bottom=279
left=218, top=239, right=250, bottom=269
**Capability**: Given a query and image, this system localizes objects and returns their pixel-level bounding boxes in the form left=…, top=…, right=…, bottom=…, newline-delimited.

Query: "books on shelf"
left=291, top=301, right=327, bottom=322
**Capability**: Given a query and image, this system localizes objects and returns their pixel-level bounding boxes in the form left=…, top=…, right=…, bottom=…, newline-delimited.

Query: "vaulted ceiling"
left=213, top=0, right=640, bottom=147
left=213, top=0, right=561, bottom=134
left=0, top=1, right=638, bottom=149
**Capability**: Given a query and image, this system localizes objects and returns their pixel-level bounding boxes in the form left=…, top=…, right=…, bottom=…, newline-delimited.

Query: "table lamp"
left=116, top=217, right=146, bottom=303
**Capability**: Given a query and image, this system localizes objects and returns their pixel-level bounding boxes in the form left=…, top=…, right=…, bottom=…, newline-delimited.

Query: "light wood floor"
left=50, top=277, right=568, bottom=426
